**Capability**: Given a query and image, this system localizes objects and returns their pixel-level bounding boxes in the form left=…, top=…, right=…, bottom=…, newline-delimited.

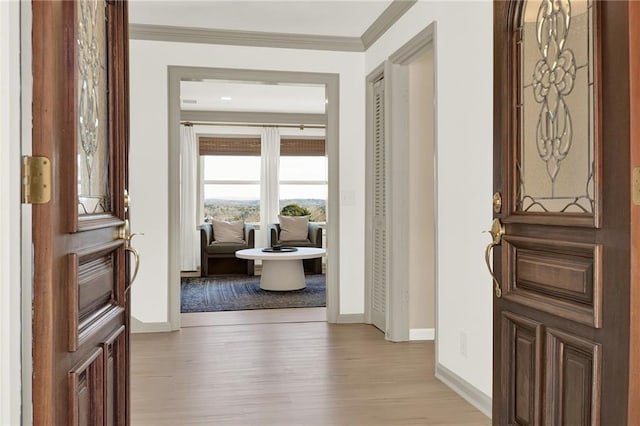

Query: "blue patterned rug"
left=181, top=274, right=326, bottom=313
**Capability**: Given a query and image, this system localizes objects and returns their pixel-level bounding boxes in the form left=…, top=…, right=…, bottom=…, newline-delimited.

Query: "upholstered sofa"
left=200, top=223, right=255, bottom=276
left=268, top=222, right=323, bottom=274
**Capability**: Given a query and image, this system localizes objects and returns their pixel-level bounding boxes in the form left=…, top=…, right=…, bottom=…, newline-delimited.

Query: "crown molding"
left=129, top=0, right=416, bottom=52
left=129, top=24, right=364, bottom=52
left=361, top=0, right=417, bottom=49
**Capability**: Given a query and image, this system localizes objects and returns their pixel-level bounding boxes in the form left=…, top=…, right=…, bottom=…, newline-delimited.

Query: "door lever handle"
left=484, top=219, right=505, bottom=298
left=118, top=219, right=142, bottom=291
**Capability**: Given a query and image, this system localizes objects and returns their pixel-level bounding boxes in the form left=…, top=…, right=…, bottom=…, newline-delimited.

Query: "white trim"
left=20, top=2, right=33, bottom=423
left=0, top=2, right=21, bottom=423
left=129, top=24, right=364, bottom=52
left=435, top=363, right=492, bottom=419
left=130, top=317, right=173, bottom=334
left=409, top=328, right=435, bottom=341
left=167, top=67, right=341, bottom=329
left=336, top=314, right=365, bottom=324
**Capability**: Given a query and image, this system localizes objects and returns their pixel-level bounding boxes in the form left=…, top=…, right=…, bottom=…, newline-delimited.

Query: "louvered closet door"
left=371, top=77, right=388, bottom=332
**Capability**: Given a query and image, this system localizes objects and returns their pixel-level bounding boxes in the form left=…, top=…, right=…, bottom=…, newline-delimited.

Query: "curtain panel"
left=180, top=125, right=199, bottom=271
left=260, top=127, right=280, bottom=247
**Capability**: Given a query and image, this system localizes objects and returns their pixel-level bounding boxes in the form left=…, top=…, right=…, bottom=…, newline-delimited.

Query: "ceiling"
left=128, top=0, right=393, bottom=38
left=180, top=81, right=326, bottom=114
left=130, top=0, right=394, bottom=116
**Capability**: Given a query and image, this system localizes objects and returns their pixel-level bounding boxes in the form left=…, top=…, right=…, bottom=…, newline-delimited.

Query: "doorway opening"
left=365, top=24, right=437, bottom=343
left=166, top=67, right=340, bottom=329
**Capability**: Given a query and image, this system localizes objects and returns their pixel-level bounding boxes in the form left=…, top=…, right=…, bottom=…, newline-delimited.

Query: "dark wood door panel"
left=545, top=328, right=601, bottom=426
left=500, top=311, right=543, bottom=426
left=503, top=236, right=602, bottom=328
left=103, top=326, right=126, bottom=426
left=69, top=348, right=105, bottom=426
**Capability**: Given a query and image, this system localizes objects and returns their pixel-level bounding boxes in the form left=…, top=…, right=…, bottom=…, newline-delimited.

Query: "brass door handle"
left=125, top=246, right=140, bottom=291
left=484, top=219, right=505, bottom=298
left=119, top=219, right=142, bottom=291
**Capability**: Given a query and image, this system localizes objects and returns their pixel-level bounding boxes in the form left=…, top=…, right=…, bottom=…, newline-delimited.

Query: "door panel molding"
left=503, top=236, right=602, bottom=328
left=500, top=311, right=543, bottom=425
left=68, top=348, right=104, bottom=426
left=545, top=328, right=602, bottom=426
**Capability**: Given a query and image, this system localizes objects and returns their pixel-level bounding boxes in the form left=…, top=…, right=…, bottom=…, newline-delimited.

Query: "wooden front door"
left=493, top=1, right=636, bottom=424
left=31, top=1, right=132, bottom=424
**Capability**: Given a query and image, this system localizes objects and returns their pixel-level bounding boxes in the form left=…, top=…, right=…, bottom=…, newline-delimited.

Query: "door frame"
left=166, top=66, right=340, bottom=328
left=364, top=23, right=437, bottom=342
left=0, top=1, right=33, bottom=424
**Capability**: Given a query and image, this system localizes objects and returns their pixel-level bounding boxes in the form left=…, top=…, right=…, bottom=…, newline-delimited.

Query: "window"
left=279, top=156, right=327, bottom=222
left=199, top=134, right=326, bottom=223
left=201, top=155, right=261, bottom=222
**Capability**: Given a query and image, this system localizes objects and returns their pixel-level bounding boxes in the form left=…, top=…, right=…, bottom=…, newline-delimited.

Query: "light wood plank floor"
left=131, top=321, right=490, bottom=426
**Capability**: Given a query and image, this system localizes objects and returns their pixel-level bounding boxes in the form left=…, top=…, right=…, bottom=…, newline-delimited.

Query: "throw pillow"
left=278, top=215, right=309, bottom=242
left=211, top=220, right=245, bottom=244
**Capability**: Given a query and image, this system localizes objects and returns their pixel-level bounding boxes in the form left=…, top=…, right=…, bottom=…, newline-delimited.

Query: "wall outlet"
left=460, top=332, right=468, bottom=358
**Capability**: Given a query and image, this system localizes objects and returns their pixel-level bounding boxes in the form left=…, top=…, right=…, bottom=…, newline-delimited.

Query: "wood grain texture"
left=629, top=0, right=640, bottom=423
left=31, top=1, right=131, bottom=423
left=545, top=328, right=601, bottom=426
left=494, top=1, right=631, bottom=424
left=131, top=322, right=490, bottom=426
left=500, top=312, right=542, bottom=426
left=503, top=236, right=602, bottom=328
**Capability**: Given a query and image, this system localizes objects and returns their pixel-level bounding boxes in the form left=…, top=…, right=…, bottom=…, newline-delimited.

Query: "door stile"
left=628, top=0, right=640, bottom=422
left=31, top=0, right=63, bottom=422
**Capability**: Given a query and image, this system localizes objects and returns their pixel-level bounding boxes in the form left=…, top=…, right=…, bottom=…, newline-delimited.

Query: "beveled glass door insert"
left=515, top=0, right=597, bottom=217
left=77, top=0, right=111, bottom=216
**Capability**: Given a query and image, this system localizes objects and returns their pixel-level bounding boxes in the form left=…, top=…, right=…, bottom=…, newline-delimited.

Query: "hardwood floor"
left=131, top=320, right=490, bottom=425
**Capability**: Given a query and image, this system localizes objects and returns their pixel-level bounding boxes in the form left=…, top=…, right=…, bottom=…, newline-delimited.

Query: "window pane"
left=203, top=156, right=260, bottom=181
left=517, top=0, right=594, bottom=213
left=280, top=184, right=327, bottom=222
left=279, top=156, right=327, bottom=181
left=203, top=184, right=260, bottom=222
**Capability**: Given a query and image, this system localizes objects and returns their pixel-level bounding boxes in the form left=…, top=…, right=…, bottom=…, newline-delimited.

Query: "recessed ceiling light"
left=220, top=96, right=232, bottom=101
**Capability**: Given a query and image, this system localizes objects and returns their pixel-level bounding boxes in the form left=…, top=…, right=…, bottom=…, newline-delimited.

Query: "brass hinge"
left=21, top=156, right=51, bottom=204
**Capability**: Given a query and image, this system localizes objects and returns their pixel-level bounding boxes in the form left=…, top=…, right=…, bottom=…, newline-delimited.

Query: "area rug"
left=181, top=274, right=326, bottom=313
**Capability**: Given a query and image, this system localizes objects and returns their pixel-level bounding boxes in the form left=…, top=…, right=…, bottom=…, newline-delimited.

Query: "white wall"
left=129, top=41, right=366, bottom=322
left=366, top=1, right=494, bottom=397
left=0, top=1, right=23, bottom=424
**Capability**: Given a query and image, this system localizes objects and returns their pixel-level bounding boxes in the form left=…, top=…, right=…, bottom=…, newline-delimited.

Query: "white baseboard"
left=435, top=363, right=492, bottom=419
left=130, top=316, right=172, bottom=334
left=336, top=313, right=365, bottom=323
left=409, top=328, right=435, bottom=341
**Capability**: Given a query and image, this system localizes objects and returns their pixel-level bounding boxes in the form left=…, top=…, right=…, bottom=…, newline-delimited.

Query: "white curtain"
left=180, top=124, right=198, bottom=271
left=260, top=127, right=280, bottom=247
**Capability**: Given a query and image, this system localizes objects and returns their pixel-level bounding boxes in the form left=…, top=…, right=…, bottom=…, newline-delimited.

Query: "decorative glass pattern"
left=517, top=0, right=594, bottom=213
left=77, top=0, right=110, bottom=215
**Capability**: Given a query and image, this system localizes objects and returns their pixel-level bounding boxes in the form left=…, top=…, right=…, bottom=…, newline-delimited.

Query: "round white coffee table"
left=235, top=247, right=326, bottom=291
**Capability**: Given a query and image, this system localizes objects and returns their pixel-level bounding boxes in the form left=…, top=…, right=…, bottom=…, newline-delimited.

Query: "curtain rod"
left=180, top=121, right=325, bottom=130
